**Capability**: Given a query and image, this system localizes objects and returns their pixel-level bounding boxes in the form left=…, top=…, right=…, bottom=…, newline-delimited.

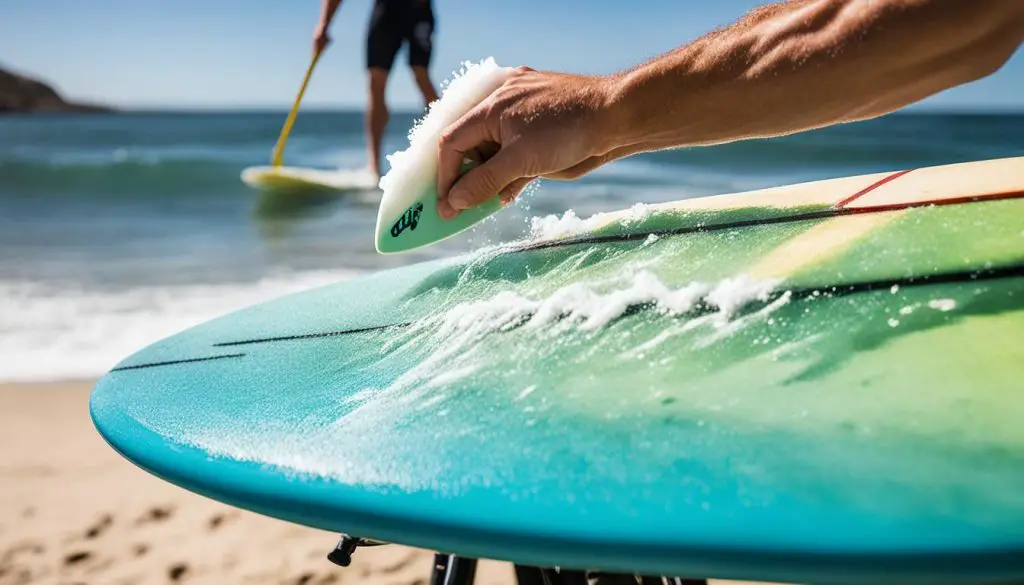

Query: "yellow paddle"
left=271, top=48, right=323, bottom=168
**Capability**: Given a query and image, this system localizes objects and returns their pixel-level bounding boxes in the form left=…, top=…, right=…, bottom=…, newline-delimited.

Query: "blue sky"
left=1, top=0, right=1021, bottom=111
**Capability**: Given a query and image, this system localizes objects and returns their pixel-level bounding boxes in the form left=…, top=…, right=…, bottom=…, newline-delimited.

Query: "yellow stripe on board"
left=747, top=212, right=903, bottom=280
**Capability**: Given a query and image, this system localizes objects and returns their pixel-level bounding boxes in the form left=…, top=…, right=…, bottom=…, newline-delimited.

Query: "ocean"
left=1, top=110, right=1021, bottom=382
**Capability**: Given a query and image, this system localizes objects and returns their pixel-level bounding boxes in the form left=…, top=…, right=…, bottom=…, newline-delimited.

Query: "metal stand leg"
left=556, top=568, right=590, bottom=585
left=512, top=566, right=589, bottom=585
left=327, top=535, right=710, bottom=585
left=583, top=571, right=638, bottom=585
left=430, top=552, right=451, bottom=585
left=514, top=565, right=547, bottom=585
left=442, top=555, right=477, bottom=585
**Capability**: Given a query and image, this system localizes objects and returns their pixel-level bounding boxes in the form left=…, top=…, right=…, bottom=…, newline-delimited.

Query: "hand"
left=435, top=66, right=624, bottom=220
left=313, top=25, right=332, bottom=56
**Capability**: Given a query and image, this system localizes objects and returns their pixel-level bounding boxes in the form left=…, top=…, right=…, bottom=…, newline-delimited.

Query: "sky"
left=1, top=0, right=1021, bottom=112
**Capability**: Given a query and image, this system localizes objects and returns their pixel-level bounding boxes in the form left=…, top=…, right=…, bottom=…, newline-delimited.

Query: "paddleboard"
left=91, top=156, right=1024, bottom=584
left=241, top=165, right=380, bottom=193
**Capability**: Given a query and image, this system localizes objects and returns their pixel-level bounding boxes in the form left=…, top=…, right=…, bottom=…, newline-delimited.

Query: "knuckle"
left=438, top=126, right=457, bottom=149
left=475, top=167, right=503, bottom=193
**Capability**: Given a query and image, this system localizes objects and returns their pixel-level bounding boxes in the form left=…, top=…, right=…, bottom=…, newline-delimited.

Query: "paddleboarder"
left=313, top=0, right=441, bottom=182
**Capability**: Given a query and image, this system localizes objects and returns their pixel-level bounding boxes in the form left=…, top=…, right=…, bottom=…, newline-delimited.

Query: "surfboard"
left=91, top=156, right=1024, bottom=584
left=241, top=165, right=380, bottom=193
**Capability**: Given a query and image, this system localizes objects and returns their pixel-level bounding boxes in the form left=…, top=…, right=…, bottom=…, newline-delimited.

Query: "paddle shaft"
left=272, top=50, right=323, bottom=167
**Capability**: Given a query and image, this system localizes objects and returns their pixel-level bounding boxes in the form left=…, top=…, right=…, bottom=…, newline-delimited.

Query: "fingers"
left=500, top=176, right=537, bottom=205
left=436, top=108, right=495, bottom=205
left=437, top=196, right=458, bottom=220
left=445, top=144, right=528, bottom=215
left=438, top=158, right=532, bottom=219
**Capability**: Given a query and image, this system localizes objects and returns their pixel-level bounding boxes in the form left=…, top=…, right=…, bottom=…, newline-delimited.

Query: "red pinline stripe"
left=835, top=168, right=915, bottom=208
left=838, top=189, right=1024, bottom=215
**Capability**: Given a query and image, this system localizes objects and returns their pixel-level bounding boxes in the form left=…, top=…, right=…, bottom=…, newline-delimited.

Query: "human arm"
left=435, top=0, right=1024, bottom=219
left=313, top=0, right=344, bottom=55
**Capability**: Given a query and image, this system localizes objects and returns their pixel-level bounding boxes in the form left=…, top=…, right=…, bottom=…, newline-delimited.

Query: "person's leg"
left=365, top=3, right=401, bottom=178
left=407, top=10, right=439, bottom=107
left=411, top=66, right=439, bottom=106
left=366, top=68, right=390, bottom=178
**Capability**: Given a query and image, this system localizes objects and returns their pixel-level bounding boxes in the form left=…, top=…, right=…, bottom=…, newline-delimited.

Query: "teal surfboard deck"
left=91, top=157, right=1024, bottom=584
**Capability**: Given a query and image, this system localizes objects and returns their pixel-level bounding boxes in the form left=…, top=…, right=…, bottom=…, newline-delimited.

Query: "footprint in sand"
left=207, top=510, right=239, bottom=531
left=208, top=514, right=226, bottom=530
left=62, top=548, right=115, bottom=576
left=168, top=562, right=189, bottom=581
left=2, top=541, right=45, bottom=560
left=1, top=541, right=45, bottom=582
left=137, top=505, right=175, bottom=525
left=380, top=553, right=419, bottom=574
left=84, top=514, right=113, bottom=539
left=293, top=572, right=339, bottom=585
left=64, top=551, right=92, bottom=566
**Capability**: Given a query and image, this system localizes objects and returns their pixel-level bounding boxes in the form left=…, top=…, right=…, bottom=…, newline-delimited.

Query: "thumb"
left=445, top=145, right=528, bottom=212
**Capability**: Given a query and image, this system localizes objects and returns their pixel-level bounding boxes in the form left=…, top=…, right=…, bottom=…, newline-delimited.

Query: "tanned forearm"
left=433, top=0, right=1021, bottom=215
left=317, top=0, right=343, bottom=31
left=601, top=0, right=1024, bottom=155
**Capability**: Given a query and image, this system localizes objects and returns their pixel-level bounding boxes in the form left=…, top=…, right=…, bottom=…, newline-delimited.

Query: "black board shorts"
left=366, top=0, right=435, bottom=71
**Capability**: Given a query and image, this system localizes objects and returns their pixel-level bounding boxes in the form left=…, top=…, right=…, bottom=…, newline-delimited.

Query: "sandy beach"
left=0, top=381, right=764, bottom=585
left=1, top=381, right=517, bottom=585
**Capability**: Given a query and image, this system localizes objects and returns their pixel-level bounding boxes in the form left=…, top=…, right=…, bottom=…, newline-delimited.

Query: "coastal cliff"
left=0, top=65, right=111, bottom=113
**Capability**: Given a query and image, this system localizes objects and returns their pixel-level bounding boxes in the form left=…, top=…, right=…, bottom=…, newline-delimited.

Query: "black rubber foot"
left=326, top=534, right=361, bottom=567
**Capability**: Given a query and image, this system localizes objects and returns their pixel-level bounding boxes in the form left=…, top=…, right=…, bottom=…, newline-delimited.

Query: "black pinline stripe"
left=212, top=322, right=413, bottom=347
left=110, top=353, right=246, bottom=372
left=791, top=264, right=1024, bottom=298
left=211, top=264, right=1024, bottom=347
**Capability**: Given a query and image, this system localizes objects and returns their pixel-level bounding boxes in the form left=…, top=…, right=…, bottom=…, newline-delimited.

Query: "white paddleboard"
left=241, top=166, right=380, bottom=193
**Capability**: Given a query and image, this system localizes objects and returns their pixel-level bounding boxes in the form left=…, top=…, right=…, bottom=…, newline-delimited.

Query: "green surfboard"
left=91, top=156, right=1024, bottom=584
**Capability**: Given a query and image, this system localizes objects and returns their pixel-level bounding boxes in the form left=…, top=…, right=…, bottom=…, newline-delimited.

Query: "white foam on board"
left=365, top=270, right=783, bottom=401
left=179, top=269, right=785, bottom=486
left=928, top=299, right=957, bottom=312
left=528, top=203, right=653, bottom=241
left=376, top=58, right=514, bottom=224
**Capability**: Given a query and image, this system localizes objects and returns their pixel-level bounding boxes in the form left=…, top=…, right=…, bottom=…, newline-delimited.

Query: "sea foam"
left=0, top=270, right=360, bottom=382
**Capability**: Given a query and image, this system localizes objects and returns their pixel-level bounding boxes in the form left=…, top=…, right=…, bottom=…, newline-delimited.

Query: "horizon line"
left=33, top=104, right=1024, bottom=116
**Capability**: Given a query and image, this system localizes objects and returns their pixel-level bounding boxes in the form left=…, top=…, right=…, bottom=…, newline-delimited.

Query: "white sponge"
left=375, top=58, right=514, bottom=254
